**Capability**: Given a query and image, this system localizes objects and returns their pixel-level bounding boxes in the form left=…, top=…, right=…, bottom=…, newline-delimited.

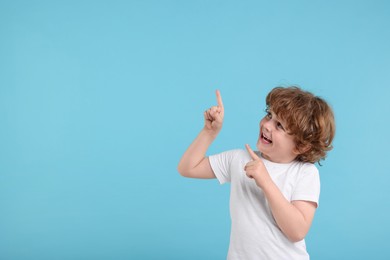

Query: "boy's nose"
left=263, top=120, right=273, bottom=132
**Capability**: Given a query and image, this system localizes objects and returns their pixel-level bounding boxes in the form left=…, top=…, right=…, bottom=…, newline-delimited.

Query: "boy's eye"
left=276, top=122, right=285, bottom=130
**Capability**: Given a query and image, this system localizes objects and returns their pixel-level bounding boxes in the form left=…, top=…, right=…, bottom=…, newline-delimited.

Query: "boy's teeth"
left=263, top=134, right=272, bottom=142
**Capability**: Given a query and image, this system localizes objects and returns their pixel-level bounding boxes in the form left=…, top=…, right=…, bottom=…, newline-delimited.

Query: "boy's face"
left=256, top=110, right=299, bottom=163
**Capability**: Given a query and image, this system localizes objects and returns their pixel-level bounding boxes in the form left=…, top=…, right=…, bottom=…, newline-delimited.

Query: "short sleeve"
left=291, top=164, right=321, bottom=207
left=208, top=150, right=239, bottom=184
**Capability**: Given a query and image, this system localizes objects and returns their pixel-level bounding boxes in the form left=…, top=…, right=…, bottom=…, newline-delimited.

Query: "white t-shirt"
left=209, top=149, right=320, bottom=260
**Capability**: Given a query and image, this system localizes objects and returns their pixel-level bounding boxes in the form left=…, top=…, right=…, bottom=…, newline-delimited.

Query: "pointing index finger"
left=216, top=90, right=224, bottom=110
left=246, top=144, right=260, bottom=160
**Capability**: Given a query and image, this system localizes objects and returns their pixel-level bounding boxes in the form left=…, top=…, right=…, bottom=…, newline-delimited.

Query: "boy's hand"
left=244, top=144, right=272, bottom=188
left=204, top=90, right=224, bottom=134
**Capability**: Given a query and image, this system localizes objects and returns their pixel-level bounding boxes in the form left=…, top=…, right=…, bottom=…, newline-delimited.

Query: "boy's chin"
left=256, top=145, right=272, bottom=159
left=255, top=143, right=261, bottom=152
left=256, top=142, right=266, bottom=152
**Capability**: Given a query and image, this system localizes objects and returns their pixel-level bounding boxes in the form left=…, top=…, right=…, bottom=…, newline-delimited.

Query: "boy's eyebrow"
left=269, top=111, right=278, bottom=120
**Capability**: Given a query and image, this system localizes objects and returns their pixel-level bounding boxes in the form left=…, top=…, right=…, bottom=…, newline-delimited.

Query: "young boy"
left=177, top=86, right=335, bottom=259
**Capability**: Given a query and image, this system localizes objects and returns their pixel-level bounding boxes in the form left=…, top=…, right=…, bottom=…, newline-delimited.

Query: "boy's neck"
left=260, top=152, right=296, bottom=164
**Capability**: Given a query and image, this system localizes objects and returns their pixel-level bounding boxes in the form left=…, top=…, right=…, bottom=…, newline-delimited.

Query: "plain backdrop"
left=1, top=1, right=390, bottom=259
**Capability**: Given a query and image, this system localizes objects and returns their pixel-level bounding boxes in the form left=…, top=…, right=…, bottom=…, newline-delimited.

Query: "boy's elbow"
left=289, top=235, right=305, bottom=243
left=177, top=164, right=190, bottom=177
left=177, top=166, right=198, bottom=178
left=177, top=165, right=184, bottom=176
left=286, top=231, right=307, bottom=243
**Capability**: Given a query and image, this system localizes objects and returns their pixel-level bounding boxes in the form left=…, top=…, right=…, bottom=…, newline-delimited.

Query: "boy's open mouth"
left=262, top=133, right=272, bottom=144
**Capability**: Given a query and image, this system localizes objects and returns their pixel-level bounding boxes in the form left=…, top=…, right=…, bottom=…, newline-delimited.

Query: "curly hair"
left=266, top=86, right=335, bottom=164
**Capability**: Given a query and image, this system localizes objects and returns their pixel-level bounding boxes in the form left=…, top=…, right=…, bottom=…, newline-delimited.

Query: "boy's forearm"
left=260, top=179, right=312, bottom=242
left=177, top=128, right=218, bottom=175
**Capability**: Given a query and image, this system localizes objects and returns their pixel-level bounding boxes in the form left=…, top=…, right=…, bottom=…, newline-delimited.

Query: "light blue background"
left=1, top=1, right=389, bottom=259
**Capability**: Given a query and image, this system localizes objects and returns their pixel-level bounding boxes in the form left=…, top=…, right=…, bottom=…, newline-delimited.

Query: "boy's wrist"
left=258, top=176, right=276, bottom=194
left=202, top=127, right=220, bottom=139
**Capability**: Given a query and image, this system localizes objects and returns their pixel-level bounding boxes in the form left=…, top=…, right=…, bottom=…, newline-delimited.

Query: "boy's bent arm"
left=178, top=90, right=224, bottom=179
left=245, top=145, right=317, bottom=242
left=262, top=181, right=317, bottom=242
left=177, top=129, right=217, bottom=179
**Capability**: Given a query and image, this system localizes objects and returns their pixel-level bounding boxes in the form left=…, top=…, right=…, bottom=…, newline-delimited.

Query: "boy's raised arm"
left=177, top=90, right=224, bottom=179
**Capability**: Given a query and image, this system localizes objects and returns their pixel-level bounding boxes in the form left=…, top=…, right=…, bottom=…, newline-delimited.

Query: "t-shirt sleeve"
left=291, top=164, right=321, bottom=207
left=208, top=150, right=238, bottom=184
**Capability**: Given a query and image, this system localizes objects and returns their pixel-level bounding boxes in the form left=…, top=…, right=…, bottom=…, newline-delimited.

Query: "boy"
left=177, top=87, right=335, bottom=259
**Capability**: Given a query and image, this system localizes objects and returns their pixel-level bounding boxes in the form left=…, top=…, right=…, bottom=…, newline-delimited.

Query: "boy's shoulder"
left=292, top=161, right=319, bottom=177
left=225, top=148, right=251, bottom=159
left=212, top=148, right=252, bottom=162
